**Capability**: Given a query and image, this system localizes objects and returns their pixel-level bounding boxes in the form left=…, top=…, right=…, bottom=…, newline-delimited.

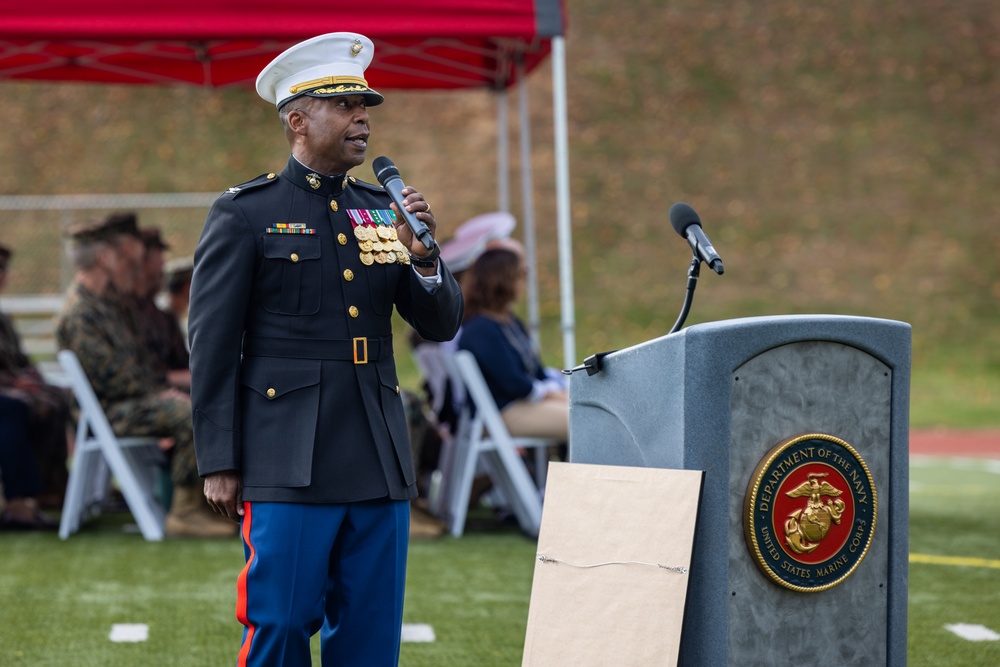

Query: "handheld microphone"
left=669, top=202, right=724, bottom=275
left=372, top=156, right=435, bottom=250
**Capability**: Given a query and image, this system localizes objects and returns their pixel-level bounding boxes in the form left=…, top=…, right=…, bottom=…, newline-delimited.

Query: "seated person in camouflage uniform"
left=133, top=226, right=190, bottom=390
left=55, top=213, right=236, bottom=538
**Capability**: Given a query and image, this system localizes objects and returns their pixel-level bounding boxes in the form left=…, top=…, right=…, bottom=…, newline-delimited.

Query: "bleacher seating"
left=0, top=293, right=67, bottom=384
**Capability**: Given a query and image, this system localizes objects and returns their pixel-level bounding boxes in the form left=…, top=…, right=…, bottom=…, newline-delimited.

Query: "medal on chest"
left=346, top=209, right=410, bottom=266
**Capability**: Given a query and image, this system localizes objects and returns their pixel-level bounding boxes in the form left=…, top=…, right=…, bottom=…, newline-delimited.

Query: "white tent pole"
left=497, top=88, right=510, bottom=212
left=551, top=36, right=575, bottom=368
left=517, top=60, right=541, bottom=348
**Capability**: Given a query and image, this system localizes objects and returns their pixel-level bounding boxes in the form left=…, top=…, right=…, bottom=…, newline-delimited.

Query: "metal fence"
left=0, top=193, right=218, bottom=293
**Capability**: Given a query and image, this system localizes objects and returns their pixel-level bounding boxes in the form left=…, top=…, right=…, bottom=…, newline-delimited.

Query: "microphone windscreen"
left=669, top=202, right=701, bottom=236
left=372, top=156, right=399, bottom=185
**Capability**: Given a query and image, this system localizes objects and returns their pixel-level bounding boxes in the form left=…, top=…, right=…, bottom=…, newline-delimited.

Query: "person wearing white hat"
left=188, top=32, right=463, bottom=666
left=414, top=213, right=521, bottom=414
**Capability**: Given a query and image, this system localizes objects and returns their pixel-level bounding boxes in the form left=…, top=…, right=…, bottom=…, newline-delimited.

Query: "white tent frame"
left=494, top=37, right=575, bottom=368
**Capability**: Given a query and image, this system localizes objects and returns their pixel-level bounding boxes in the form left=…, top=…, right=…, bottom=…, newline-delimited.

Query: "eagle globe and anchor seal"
left=744, top=433, right=878, bottom=592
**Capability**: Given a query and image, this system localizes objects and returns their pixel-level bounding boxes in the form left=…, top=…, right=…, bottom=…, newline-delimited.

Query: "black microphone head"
left=669, top=202, right=701, bottom=237
left=372, top=156, right=399, bottom=185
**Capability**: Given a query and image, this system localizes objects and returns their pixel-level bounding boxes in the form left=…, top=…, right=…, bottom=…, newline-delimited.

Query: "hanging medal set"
left=346, top=209, right=410, bottom=267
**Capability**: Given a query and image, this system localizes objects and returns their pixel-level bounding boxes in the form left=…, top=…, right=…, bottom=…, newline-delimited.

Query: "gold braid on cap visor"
left=289, top=76, right=370, bottom=95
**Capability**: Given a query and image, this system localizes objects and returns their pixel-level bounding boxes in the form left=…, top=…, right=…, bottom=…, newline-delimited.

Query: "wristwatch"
left=409, top=242, right=440, bottom=268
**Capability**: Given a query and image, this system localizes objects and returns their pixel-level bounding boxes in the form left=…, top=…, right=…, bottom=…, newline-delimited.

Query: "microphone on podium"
left=669, top=202, right=724, bottom=275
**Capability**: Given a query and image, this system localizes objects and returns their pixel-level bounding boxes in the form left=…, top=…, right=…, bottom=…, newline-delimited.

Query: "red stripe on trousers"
left=236, top=502, right=256, bottom=667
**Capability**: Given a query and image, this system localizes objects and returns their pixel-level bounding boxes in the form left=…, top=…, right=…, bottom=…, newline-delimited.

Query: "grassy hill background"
left=0, top=0, right=997, bottom=426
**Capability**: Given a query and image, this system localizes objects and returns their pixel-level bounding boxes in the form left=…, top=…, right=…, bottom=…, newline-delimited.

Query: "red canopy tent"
left=0, top=0, right=561, bottom=89
left=0, top=0, right=577, bottom=364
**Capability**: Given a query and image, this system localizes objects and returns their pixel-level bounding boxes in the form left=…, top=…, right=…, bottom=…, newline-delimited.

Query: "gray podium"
left=569, top=315, right=909, bottom=666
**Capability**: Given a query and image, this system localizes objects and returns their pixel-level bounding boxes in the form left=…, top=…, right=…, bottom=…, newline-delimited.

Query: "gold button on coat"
left=349, top=306, right=359, bottom=318
left=343, top=269, right=354, bottom=281
left=337, top=233, right=347, bottom=245
left=330, top=201, right=339, bottom=212
left=266, top=388, right=276, bottom=398
left=290, top=253, right=299, bottom=262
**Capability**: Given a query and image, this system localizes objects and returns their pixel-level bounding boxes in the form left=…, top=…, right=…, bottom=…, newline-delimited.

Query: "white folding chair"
left=443, top=350, right=558, bottom=538
left=58, top=349, right=167, bottom=541
left=411, top=343, right=457, bottom=518
left=413, top=343, right=463, bottom=519
left=412, top=343, right=451, bottom=418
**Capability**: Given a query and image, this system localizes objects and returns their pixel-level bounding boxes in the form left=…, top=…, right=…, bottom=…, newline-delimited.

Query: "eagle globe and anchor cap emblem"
left=785, top=472, right=845, bottom=553
left=744, top=433, right=877, bottom=592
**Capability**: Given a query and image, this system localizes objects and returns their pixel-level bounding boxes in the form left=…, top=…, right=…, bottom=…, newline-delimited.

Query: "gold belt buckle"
left=353, top=337, right=368, bottom=364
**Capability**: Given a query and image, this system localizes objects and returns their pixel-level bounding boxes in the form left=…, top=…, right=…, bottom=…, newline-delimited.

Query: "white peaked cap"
left=256, top=32, right=384, bottom=108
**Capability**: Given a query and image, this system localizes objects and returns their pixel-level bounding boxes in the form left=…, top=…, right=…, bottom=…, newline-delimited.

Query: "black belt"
left=242, top=335, right=390, bottom=364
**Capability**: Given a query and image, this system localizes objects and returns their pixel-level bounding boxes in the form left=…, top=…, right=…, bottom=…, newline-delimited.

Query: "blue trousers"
left=236, top=500, right=410, bottom=666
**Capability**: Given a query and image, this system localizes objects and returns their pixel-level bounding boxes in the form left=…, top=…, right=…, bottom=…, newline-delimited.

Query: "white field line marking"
left=108, top=622, right=431, bottom=644
left=401, top=623, right=436, bottom=643
left=911, top=456, right=1000, bottom=474
left=109, top=624, right=149, bottom=642
left=944, top=624, right=1000, bottom=642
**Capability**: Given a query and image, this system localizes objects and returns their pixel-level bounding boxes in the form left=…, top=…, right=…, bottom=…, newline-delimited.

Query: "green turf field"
left=1, top=455, right=996, bottom=665
left=907, top=456, right=1000, bottom=667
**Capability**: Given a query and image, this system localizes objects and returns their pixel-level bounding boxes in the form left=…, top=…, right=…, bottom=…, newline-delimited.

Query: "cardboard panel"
left=522, top=462, right=702, bottom=667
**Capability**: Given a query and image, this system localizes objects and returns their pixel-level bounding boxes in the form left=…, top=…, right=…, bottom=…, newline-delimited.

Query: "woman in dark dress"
left=457, top=248, right=568, bottom=442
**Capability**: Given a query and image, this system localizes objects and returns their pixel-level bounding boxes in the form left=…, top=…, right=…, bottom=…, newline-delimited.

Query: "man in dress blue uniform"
left=188, top=32, right=463, bottom=666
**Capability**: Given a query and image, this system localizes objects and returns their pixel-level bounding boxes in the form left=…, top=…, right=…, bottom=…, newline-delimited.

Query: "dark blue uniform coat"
left=188, top=156, right=463, bottom=503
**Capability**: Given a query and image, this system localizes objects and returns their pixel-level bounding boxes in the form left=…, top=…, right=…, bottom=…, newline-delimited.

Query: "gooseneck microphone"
left=669, top=202, right=724, bottom=275
left=372, top=156, right=435, bottom=250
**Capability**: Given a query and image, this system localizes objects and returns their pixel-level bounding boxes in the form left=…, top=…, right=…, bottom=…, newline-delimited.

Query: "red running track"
left=909, top=429, right=1000, bottom=458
